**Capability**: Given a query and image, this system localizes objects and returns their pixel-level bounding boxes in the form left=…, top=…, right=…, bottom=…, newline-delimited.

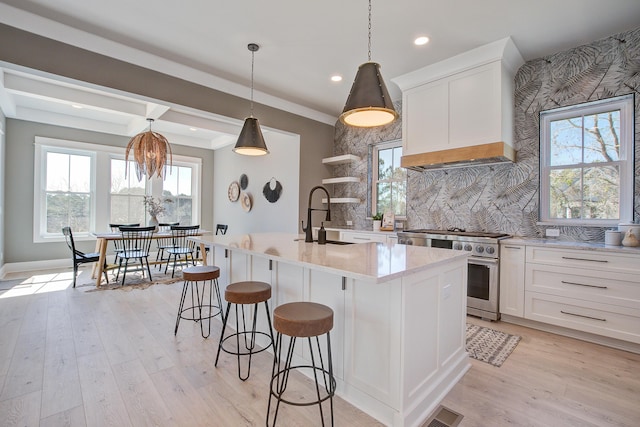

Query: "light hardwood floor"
left=0, top=267, right=638, bottom=427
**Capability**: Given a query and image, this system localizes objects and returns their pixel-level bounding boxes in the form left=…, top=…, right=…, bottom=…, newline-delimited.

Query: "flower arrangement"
left=143, top=196, right=172, bottom=217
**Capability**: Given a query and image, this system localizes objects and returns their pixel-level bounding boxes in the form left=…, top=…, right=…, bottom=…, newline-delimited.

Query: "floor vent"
left=424, top=405, right=463, bottom=427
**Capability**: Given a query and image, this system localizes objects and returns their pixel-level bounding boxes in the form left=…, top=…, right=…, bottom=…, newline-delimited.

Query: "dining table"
left=91, top=229, right=210, bottom=287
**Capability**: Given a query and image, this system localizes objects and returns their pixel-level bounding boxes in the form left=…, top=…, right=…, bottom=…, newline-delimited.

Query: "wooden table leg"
left=91, top=239, right=101, bottom=278
left=95, top=238, right=108, bottom=287
left=199, top=242, right=208, bottom=266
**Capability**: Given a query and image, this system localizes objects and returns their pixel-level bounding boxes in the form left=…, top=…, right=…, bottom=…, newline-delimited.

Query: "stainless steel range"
left=397, top=228, right=510, bottom=320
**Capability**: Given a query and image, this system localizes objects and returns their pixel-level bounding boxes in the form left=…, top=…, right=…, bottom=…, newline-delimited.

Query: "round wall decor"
left=240, top=173, right=249, bottom=190
left=241, top=192, right=252, bottom=212
left=228, top=181, right=240, bottom=202
left=262, top=178, right=282, bottom=203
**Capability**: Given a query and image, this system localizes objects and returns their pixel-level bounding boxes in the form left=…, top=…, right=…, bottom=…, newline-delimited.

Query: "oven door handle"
left=468, top=256, right=499, bottom=266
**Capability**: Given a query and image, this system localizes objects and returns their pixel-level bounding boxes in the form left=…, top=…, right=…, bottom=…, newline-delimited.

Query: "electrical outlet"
left=545, top=228, right=560, bottom=237
left=346, top=220, right=353, bottom=226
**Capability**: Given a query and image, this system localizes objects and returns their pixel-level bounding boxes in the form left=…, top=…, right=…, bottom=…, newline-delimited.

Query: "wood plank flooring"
left=0, top=267, right=639, bottom=426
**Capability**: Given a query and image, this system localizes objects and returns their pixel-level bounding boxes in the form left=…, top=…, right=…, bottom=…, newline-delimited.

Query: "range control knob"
left=476, top=246, right=485, bottom=253
left=486, top=247, right=495, bottom=255
left=453, top=243, right=462, bottom=250
left=464, top=244, right=472, bottom=251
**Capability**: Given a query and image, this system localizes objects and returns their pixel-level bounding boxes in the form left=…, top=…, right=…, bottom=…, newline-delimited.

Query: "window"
left=161, top=165, right=194, bottom=224
left=539, top=94, right=634, bottom=226
left=370, top=140, right=407, bottom=217
left=42, top=149, right=94, bottom=234
left=110, top=159, right=147, bottom=224
left=34, top=137, right=201, bottom=242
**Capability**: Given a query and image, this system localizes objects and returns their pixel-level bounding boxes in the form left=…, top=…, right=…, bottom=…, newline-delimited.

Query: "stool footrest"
left=269, top=365, right=336, bottom=407
left=218, top=331, right=274, bottom=357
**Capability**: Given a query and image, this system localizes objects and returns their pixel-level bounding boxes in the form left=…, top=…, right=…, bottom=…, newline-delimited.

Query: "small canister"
left=605, top=230, right=622, bottom=246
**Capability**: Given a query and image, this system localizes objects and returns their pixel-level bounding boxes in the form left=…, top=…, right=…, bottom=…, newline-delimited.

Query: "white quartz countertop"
left=191, top=232, right=468, bottom=283
left=501, top=236, right=640, bottom=255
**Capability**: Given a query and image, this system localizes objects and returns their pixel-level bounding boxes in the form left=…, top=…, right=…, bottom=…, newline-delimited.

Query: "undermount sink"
left=325, top=240, right=355, bottom=245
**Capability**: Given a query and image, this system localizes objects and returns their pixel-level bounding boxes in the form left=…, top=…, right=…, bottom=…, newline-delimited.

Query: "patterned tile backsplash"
left=330, top=26, right=640, bottom=242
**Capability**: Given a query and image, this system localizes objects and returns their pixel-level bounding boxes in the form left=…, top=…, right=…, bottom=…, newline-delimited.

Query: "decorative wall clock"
left=228, top=181, right=240, bottom=202
left=262, top=177, right=283, bottom=203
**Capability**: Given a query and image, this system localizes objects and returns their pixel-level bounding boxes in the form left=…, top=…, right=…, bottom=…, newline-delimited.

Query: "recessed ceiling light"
left=414, top=36, right=430, bottom=46
left=189, top=127, right=197, bottom=131
left=72, top=104, right=83, bottom=109
left=331, top=75, right=343, bottom=82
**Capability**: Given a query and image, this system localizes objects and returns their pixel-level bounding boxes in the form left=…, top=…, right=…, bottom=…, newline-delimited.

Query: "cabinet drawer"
left=340, top=231, right=387, bottom=244
left=525, top=264, right=640, bottom=309
left=526, top=246, right=639, bottom=274
left=525, top=291, right=640, bottom=344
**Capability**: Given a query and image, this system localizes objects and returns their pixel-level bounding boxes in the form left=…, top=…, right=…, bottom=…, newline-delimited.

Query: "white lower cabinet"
left=340, top=230, right=388, bottom=243
left=523, top=246, right=640, bottom=344
left=499, top=243, right=526, bottom=317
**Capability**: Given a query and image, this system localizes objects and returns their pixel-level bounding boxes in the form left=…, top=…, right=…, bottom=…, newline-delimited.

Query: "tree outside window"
left=162, top=165, right=193, bottom=224
left=110, top=159, right=146, bottom=224
left=540, top=94, right=633, bottom=226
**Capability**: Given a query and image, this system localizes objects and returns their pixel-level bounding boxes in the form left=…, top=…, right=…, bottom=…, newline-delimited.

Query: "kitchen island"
left=190, top=232, right=470, bottom=427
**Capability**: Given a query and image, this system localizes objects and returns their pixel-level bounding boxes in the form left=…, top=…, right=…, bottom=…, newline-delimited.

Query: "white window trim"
left=34, top=136, right=202, bottom=243
left=539, top=94, right=634, bottom=226
left=370, top=139, right=407, bottom=219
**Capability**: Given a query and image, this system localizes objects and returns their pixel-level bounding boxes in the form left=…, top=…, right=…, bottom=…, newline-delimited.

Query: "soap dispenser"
left=318, top=222, right=327, bottom=245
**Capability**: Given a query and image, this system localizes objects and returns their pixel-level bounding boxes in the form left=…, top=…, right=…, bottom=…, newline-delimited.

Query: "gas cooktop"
left=401, top=229, right=510, bottom=239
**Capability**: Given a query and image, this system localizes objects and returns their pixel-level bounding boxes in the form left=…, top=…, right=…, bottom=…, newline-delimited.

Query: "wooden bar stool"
left=174, top=265, right=223, bottom=339
left=267, top=302, right=336, bottom=427
left=215, top=281, right=275, bottom=381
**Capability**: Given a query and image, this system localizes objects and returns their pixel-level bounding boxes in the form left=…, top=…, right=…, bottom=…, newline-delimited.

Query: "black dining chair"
left=62, top=226, right=109, bottom=288
left=155, top=222, right=179, bottom=268
left=216, top=224, right=228, bottom=235
left=109, top=223, right=140, bottom=264
left=165, top=225, right=200, bottom=277
left=116, top=225, right=155, bottom=285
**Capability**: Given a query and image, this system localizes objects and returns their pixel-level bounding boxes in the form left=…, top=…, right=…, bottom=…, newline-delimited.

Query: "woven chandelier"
left=125, top=118, right=173, bottom=180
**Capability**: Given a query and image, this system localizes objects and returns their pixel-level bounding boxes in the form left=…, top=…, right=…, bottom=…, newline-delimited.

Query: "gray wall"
left=332, top=26, right=640, bottom=242
left=4, top=119, right=215, bottom=263
left=0, top=23, right=334, bottom=265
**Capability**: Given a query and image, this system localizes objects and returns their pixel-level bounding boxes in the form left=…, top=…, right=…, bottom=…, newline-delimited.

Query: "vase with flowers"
left=143, top=196, right=172, bottom=230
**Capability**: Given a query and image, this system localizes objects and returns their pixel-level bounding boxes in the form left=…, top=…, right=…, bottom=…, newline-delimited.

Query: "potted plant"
left=372, top=213, right=383, bottom=231
left=143, top=196, right=172, bottom=230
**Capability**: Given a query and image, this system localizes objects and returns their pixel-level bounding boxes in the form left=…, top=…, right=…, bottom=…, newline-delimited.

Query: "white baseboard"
left=0, top=258, right=70, bottom=277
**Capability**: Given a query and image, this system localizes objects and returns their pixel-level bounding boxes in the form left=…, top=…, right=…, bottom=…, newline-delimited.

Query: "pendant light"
left=125, top=118, right=173, bottom=180
left=233, top=43, right=269, bottom=156
left=340, top=0, right=398, bottom=127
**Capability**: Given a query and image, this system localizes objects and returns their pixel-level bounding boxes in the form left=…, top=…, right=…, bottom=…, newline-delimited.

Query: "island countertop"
left=190, top=232, right=468, bottom=283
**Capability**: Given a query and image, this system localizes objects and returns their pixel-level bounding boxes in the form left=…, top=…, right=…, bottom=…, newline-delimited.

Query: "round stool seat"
left=182, top=265, right=220, bottom=281
left=274, top=302, right=333, bottom=338
left=225, top=281, right=271, bottom=304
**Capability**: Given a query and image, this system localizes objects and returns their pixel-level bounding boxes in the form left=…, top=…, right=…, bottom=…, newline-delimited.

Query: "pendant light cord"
left=250, top=48, right=255, bottom=118
left=367, top=0, right=372, bottom=61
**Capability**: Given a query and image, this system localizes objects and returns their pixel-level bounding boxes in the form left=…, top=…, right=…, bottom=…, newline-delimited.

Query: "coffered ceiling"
left=1, top=0, right=639, bottom=148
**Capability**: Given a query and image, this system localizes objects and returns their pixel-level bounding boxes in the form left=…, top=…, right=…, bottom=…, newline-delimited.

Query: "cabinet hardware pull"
left=560, top=310, right=606, bottom=322
left=504, top=246, right=522, bottom=249
left=561, top=280, right=607, bottom=289
left=342, top=276, right=346, bottom=291
left=225, top=249, right=229, bottom=258
left=561, top=256, right=608, bottom=263
left=269, top=260, right=273, bottom=271
left=353, top=237, right=370, bottom=240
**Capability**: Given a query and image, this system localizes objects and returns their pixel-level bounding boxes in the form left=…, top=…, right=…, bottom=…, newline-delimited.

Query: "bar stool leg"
left=175, top=275, right=223, bottom=339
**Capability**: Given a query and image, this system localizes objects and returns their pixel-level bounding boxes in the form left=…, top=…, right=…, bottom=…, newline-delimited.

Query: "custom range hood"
left=393, top=37, right=524, bottom=171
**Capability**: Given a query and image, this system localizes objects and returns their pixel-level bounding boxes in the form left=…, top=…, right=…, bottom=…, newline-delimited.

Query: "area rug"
left=76, top=268, right=184, bottom=292
left=466, top=323, right=521, bottom=367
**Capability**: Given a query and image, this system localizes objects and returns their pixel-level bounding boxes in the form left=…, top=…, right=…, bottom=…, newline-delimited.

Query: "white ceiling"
left=1, top=0, right=639, bottom=147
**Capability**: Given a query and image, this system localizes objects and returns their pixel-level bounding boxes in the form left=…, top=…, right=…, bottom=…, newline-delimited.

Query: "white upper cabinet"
left=393, top=37, right=524, bottom=169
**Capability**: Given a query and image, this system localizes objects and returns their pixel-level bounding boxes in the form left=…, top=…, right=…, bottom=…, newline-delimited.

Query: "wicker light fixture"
left=233, top=43, right=269, bottom=156
left=340, top=0, right=397, bottom=127
left=125, top=118, right=173, bottom=180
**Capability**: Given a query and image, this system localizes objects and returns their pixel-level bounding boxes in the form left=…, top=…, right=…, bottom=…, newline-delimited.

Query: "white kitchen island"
left=190, top=232, right=470, bottom=427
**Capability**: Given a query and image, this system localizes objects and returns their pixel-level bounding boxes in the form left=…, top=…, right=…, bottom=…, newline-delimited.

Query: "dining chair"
left=165, top=225, right=200, bottom=277
left=155, top=222, right=179, bottom=268
left=116, top=225, right=155, bottom=285
left=62, top=226, right=109, bottom=288
left=109, top=223, right=140, bottom=264
left=216, top=224, right=229, bottom=235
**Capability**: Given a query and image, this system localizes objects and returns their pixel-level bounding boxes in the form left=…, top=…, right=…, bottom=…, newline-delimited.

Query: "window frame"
left=34, top=136, right=202, bottom=243
left=538, top=94, right=634, bottom=226
left=369, top=139, right=407, bottom=219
